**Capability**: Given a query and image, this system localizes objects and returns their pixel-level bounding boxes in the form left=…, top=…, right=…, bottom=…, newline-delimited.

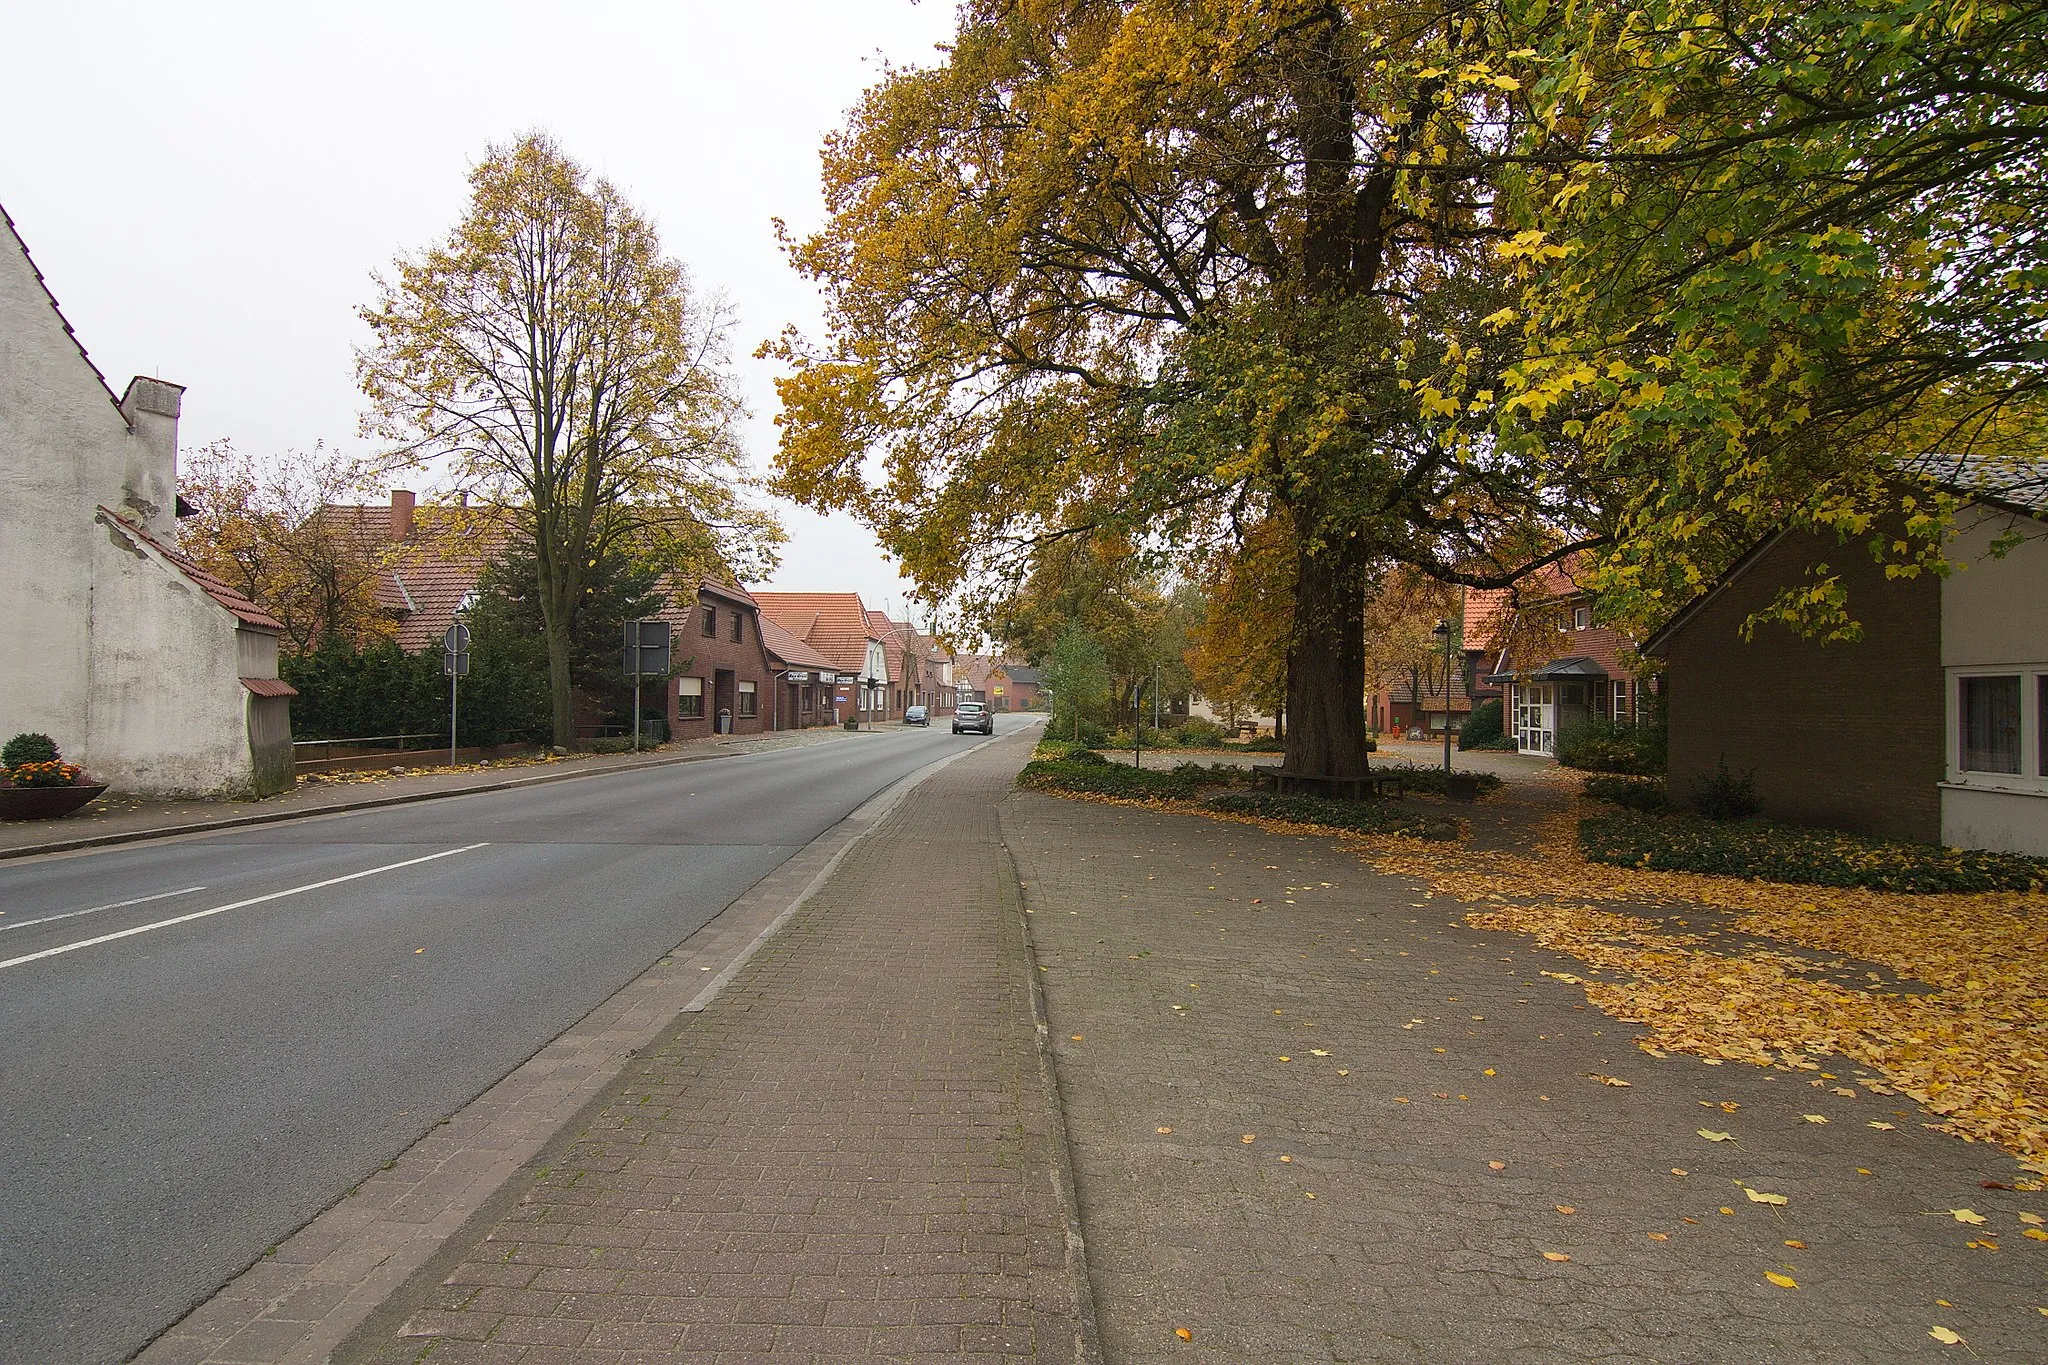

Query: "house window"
left=677, top=676, right=704, bottom=719
left=731, top=611, right=743, bottom=644
left=1612, top=680, right=1631, bottom=724
left=1573, top=606, right=1592, bottom=631
left=737, top=680, right=757, bottom=717
left=700, top=605, right=717, bottom=637
left=1958, top=675, right=2021, bottom=774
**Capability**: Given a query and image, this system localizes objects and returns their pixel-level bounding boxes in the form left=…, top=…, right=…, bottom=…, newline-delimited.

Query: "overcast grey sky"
left=3, top=0, right=954, bottom=618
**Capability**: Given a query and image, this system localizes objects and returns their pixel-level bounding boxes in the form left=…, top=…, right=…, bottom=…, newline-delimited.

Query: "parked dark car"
left=904, top=705, right=929, bottom=726
left=953, top=702, right=994, bottom=735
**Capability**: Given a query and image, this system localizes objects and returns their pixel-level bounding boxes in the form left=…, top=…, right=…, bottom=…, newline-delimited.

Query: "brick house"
left=754, top=593, right=891, bottom=722
left=758, top=615, right=842, bottom=729
left=654, top=580, right=780, bottom=737
left=1644, top=460, right=2048, bottom=855
left=1471, top=565, right=1647, bottom=757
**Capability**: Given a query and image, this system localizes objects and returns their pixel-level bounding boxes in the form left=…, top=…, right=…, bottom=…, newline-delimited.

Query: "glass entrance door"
left=1515, top=683, right=1556, bottom=755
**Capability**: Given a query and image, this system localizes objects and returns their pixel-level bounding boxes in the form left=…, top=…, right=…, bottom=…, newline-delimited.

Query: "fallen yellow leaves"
left=1175, top=1327, right=1192, bottom=1341
left=1589, top=1073, right=1631, bottom=1087
left=1541, top=1251, right=1571, bottom=1262
left=1344, top=791, right=2048, bottom=1166
left=1948, top=1208, right=1988, bottom=1225
left=1745, top=1188, right=1789, bottom=1206
left=1803, top=1114, right=1829, bottom=1124
left=1555, top=1204, right=1577, bottom=1215
left=1698, top=1129, right=1736, bottom=1142
left=1765, top=1271, right=1798, bottom=1289
left=1929, top=1326, right=1964, bottom=1346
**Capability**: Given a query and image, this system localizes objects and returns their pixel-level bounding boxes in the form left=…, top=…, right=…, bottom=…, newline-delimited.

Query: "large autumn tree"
left=773, top=1, right=1599, bottom=779
left=1493, top=0, right=2048, bottom=637
left=360, top=133, right=782, bottom=745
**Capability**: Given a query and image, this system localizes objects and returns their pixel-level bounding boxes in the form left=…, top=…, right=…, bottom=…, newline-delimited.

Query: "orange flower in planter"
left=4, top=760, right=85, bottom=789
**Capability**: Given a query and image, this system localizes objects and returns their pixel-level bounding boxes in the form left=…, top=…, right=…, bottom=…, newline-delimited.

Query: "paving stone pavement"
left=1002, top=793, right=2048, bottom=1364
left=337, top=732, right=1091, bottom=1365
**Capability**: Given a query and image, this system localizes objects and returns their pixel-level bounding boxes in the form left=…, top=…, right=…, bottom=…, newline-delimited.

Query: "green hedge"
left=1582, top=773, right=1671, bottom=813
left=1204, top=792, right=1459, bottom=842
left=1458, top=698, right=1504, bottom=750
left=1018, top=757, right=1203, bottom=799
left=1579, top=810, right=2048, bottom=893
left=1372, top=763, right=1506, bottom=798
left=1556, top=718, right=1667, bottom=775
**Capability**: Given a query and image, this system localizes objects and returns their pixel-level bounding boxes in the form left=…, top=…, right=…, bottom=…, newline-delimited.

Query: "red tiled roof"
left=752, top=592, right=877, bottom=675
left=98, top=508, right=286, bottom=632
left=240, top=676, right=299, bottom=697
left=758, top=615, right=838, bottom=672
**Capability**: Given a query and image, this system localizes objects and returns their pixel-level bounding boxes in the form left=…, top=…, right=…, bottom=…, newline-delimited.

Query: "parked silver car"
left=953, top=702, right=994, bottom=735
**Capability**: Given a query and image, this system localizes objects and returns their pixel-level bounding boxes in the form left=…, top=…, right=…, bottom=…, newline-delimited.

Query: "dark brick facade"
left=1653, top=528, right=1944, bottom=843
left=664, top=586, right=777, bottom=738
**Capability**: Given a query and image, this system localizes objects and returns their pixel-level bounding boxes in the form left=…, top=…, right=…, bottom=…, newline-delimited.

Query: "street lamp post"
left=1430, top=619, right=1455, bottom=778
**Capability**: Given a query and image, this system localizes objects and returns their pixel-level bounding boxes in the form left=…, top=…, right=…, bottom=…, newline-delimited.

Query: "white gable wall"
left=2, top=211, right=270, bottom=794
left=1939, top=506, right=2048, bottom=856
left=87, top=513, right=255, bottom=794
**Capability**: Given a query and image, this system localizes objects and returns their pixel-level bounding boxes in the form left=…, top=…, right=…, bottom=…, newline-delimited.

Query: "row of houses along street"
left=1, top=202, right=1040, bottom=799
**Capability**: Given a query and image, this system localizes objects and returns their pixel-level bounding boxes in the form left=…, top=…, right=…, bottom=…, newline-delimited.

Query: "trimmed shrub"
left=1370, top=762, right=1506, bottom=798
left=2, top=732, right=60, bottom=768
left=1176, top=717, right=1229, bottom=747
left=1580, top=810, right=2048, bottom=894
left=1204, top=792, right=1459, bottom=842
left=1691, top=757, right=1762, bottom=821
left=1458, top=699, right=1504, bottom=751
left=1555, top=718, right=1666, bottom=775
left=1018, top=757, right=1201, bottom=800
left=1582, top=774, right=1671, bottom=814
left=1240, top=735, right=1285, bottom=753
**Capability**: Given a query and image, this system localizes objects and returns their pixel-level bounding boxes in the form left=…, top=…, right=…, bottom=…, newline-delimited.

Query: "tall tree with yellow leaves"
left=772, top=1, right=1596, bottom=780
left=359, top=133, right=781, bottom=746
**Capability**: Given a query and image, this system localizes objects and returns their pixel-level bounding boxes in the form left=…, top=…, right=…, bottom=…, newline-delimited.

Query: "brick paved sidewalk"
left=1004, top=794, right=2047, bottom=1364
left=339, top=734, right=1091, bottom=1365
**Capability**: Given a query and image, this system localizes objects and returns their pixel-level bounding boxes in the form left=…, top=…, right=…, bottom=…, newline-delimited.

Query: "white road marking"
left=0, top=885, right=209, bottom=934
left=0, top=844, right=490, bottom=973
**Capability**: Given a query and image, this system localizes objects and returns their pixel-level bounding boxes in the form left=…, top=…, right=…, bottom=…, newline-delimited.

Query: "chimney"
left=390, top=489, right=415, bottom=540
left=119, top=376, right=184, bottom=539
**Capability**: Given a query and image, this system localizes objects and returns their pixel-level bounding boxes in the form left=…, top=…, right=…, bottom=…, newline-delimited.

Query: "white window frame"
left=1573, top=605, right=1592, bottom=631
left=1944, top=663, right=2048, bottom=795
left=1514, top=682, right=1557, bottom=756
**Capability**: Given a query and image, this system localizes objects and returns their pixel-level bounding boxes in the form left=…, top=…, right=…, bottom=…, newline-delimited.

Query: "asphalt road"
left=0, top=722, right=1018, bottom=1365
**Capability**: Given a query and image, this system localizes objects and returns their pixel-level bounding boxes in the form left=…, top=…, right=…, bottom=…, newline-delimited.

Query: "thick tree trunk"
left=1282, top=532, right=1372, bottom=777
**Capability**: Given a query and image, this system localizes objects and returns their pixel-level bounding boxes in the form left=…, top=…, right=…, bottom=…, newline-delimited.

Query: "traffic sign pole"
left=443, top=623, right=472, bottom=767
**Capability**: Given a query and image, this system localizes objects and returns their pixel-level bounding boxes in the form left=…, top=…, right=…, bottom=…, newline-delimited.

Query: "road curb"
left=1001, top=802, right=1109, bottom=1365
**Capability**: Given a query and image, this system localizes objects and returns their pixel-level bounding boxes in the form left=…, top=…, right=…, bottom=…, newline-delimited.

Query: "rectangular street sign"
left=622, top=619, right=671, bottom=677
left=444, top=649, right=469, bottom=678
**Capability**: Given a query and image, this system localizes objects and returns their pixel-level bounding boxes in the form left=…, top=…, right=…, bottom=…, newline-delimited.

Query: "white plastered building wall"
left=1, top=208, right=278, bottom=795
left=1939, top=505, right=2048, bottom=856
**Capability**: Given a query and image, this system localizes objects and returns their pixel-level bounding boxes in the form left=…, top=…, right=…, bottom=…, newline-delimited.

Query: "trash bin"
left=717, top=708, right=732, bottom=735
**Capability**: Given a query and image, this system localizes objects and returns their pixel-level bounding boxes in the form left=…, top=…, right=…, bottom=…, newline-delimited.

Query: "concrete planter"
left=0, top=782, right=108, bottom=821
